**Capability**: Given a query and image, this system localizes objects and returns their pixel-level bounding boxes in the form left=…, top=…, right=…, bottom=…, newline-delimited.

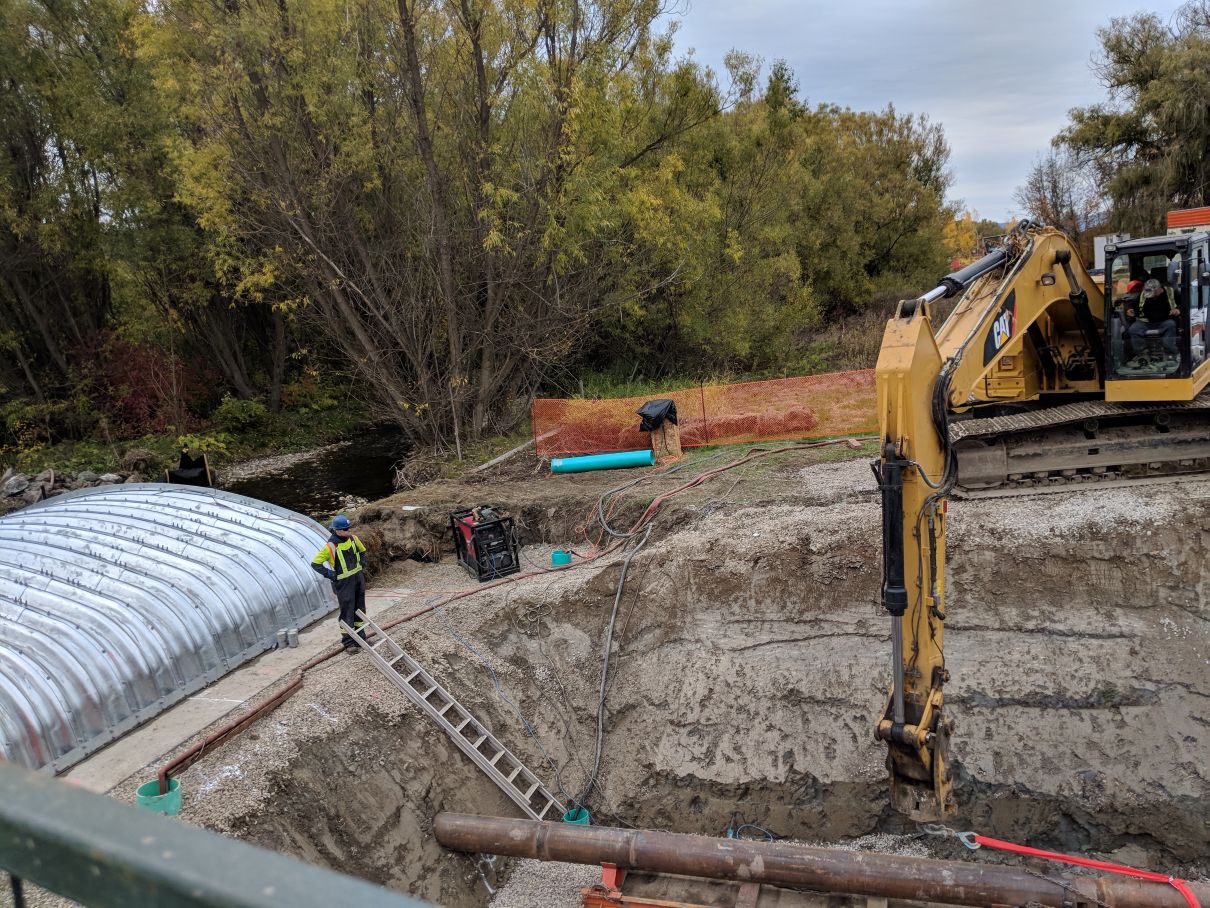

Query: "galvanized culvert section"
left=0, top=484, right=333, bottom=772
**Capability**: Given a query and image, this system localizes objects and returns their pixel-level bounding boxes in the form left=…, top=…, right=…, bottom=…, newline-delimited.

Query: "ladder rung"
left=358, top=629, right=562, bottom=831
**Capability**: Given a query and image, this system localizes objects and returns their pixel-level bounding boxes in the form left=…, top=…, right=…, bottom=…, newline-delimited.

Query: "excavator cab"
left=1104, top=234, right=1210, bottom=399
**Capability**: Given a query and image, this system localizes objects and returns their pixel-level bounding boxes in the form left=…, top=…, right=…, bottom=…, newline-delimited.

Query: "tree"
left=143, top=0, right=729, bottom=444
left=944, top=210, right=1005, bottom=261
left=1014, top=149, right=1105, bottom=259
left=1060, top=0, right=1210, bottom=235
left=0, top=0, right=133, bottom=404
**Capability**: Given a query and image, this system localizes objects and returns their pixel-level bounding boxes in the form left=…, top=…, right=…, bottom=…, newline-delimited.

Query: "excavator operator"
left=1128, top=277, right=1180, bottom=356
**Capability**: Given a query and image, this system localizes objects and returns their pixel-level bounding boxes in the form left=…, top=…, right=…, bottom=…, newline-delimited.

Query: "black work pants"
left=334, top=572, right=367, bottom=646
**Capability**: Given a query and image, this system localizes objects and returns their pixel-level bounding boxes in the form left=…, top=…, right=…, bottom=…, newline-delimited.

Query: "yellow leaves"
left=397, top=395, right=431, bottom=416
left=724, top=228, right=744, bottom=264
left=483, top=227, right=505, bottom=251
left=234, top=260, right=277, bottom=301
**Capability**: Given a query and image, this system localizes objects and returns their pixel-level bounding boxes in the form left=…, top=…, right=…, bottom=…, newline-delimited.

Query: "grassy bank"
left=552, top=308, right=891, bottom=402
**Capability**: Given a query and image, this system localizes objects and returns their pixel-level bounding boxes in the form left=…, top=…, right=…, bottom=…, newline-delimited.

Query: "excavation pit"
left=151, top=455, right=1208, bottom=906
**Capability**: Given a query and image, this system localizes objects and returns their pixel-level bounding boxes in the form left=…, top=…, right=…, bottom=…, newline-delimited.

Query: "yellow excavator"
left=873, top=215, right=1210, bottom=819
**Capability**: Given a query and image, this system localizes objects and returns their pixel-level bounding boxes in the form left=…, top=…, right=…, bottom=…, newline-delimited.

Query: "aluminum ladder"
left=344, top=611, right=564, bottom=822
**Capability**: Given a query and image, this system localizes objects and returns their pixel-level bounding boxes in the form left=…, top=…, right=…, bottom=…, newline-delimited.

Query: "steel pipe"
left=434, top=814, right=1209, bottom=908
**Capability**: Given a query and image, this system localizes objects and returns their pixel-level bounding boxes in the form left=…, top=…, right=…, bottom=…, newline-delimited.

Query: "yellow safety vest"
left=312, top=535, right=366, bottom=580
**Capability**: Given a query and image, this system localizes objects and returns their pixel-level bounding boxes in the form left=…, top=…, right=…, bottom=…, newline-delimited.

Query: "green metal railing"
left=0, top=762, right=433, bottom=907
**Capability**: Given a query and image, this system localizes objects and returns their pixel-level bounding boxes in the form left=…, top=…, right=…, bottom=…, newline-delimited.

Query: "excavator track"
left=951, top=390, right=1210, bottom=498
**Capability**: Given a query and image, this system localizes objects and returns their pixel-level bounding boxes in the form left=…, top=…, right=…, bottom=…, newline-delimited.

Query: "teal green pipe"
left=551, top=449, right=655, bottom=473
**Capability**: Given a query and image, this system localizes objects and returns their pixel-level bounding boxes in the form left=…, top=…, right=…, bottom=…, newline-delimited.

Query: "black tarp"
left=637, top=399, right=677, bottom=431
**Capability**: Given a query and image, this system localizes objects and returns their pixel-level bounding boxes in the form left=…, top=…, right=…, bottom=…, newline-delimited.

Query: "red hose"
left=155, top=437, right=866, bottom=794
left=156, top=639, right=358, bottom=793
left=973, top=834, right=1201, bottom=908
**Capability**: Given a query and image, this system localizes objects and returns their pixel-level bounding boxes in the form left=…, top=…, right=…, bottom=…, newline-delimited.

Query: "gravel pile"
left=488, top=860, right=600, bottom=908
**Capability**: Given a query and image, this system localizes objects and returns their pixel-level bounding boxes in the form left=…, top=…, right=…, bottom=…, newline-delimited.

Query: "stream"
left=223, top=427, right=405, bottom=519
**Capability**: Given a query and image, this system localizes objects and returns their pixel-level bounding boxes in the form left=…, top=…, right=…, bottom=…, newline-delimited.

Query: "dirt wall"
left=173, top=457, right=1210, bottom=906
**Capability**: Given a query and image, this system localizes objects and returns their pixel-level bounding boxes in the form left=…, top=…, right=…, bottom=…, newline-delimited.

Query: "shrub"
left=280, top=376, right=338, bottom=412
left=213, top=394, right=269, bottom=432
left=177, top=431, right=233, bottom=460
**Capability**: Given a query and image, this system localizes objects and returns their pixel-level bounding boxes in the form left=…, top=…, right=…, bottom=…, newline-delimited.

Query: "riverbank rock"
left=120, top=448, right=157, bottom=473
left=2, top=474, right=31, bottom=496
left=0, top=467, right=143, bottom=516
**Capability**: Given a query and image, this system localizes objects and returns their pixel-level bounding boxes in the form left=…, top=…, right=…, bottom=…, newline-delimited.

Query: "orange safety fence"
left=532, top=370, right=877, bottom=459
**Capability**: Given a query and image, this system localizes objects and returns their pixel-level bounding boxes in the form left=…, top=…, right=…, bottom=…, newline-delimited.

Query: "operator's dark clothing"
left=1130, top=286, right=1179, bottom=355
left=311, top=533, right=368, bottom=648
left=1142, top=288, right=1173, bottom=324
left=1129, top=317, right=1178, bottom=354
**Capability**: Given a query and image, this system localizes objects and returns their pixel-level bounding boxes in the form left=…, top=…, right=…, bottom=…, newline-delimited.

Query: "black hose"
left=577, top=525, right=653, bottom=806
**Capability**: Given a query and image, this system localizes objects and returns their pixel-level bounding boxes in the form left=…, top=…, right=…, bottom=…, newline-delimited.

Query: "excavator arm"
left=873, top=295, right=954, bottom=820
left=872, top=245, right=1012, bottom=820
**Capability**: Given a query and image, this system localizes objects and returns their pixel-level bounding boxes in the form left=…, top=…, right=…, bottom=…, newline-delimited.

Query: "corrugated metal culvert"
left=0, top=484, right=334, bottom=772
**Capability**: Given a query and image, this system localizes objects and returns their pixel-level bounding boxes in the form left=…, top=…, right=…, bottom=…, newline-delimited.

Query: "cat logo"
left=982, top=291, right=1017, bottom=367
left=992, top=309, right=1014, bottom=350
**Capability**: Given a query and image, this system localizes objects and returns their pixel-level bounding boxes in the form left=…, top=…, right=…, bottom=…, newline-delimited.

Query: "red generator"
left=449, top=507, right=521, bottom=582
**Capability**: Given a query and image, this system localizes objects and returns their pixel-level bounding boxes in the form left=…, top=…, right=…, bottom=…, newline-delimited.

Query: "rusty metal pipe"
left=434, top=814, right=1209, bottom=908
left=156, top=673, right=306, bottom=794
left=154, top=638, right=355, bottom=794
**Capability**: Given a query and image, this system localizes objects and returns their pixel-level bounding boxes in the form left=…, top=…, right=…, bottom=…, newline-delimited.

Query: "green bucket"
left=552, top=549, right=572, bottom=567
left=135, top=778, right=181, bottom=816
left=562, top=807, right=590, bottom=825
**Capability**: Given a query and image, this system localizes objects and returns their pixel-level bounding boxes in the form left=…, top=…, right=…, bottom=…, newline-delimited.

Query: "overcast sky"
left=671, top=0, right=1186, bottom=223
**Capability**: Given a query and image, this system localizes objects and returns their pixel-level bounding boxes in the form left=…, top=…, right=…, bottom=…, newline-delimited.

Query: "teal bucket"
left=552, top=549, right=572, bottom=567
left=562, top=807, right=591, bottom=825
left=135, top=778, right=181, bottom=816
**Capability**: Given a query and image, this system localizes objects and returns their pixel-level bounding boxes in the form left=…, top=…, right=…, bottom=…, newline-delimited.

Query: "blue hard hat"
left=330, top=515, right=351, bottom=530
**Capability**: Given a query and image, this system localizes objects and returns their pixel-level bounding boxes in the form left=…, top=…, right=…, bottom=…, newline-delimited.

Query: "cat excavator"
left=873, top=214, right=1210, bottom=820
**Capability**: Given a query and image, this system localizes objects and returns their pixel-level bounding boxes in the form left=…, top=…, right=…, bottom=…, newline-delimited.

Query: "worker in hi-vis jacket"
left=311, top=515, right=368, bottom=652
